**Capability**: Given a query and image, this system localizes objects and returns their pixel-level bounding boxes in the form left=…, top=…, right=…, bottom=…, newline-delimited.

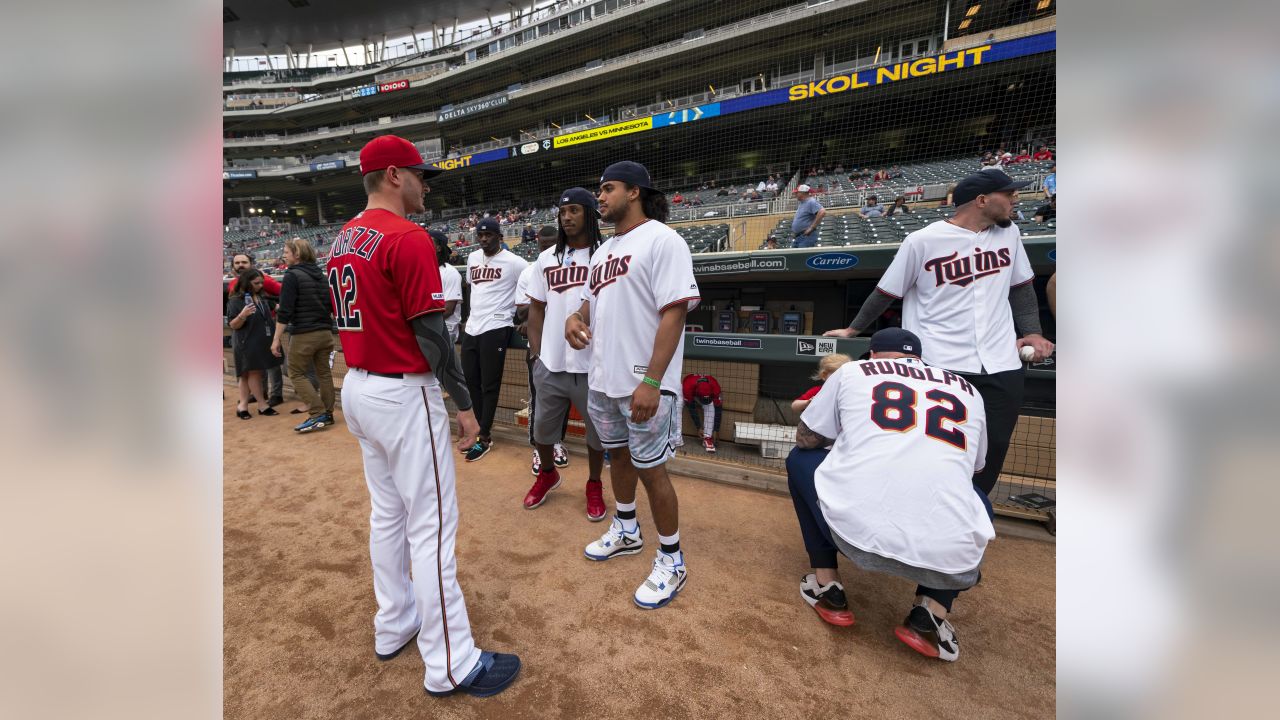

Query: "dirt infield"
left=224, top=393, right=1054, bottom=719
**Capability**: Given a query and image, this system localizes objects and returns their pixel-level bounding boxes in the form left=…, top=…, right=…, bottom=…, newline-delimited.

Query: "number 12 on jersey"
left=328, top=264, right=362, bottom=330
left=869, top=381, right=968, bottom=449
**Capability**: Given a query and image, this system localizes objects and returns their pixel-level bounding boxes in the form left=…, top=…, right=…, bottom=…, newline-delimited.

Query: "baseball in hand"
left=1020, top=345, right=1036, bottom=361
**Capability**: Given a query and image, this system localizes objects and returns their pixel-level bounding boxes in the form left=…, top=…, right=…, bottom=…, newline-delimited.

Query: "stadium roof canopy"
left=223, top=0, right=519, bottom=55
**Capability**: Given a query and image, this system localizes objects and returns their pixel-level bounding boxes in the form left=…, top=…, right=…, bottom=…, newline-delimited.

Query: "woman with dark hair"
left=886, top=195, right=912, bottom=217
left=226, top=269, right=281, bottom=419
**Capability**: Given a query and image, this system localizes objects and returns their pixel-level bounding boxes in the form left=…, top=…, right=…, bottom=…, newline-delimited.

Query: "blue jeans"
left=793, top=232, right=816, bottom=248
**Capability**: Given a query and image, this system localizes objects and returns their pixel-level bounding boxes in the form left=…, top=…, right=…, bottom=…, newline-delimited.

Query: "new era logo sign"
left=797, top=338, right=837, bottom=356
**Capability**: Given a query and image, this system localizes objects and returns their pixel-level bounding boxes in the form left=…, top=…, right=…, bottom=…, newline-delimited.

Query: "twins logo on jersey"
left=588, top=255, right=632, bottom=293
left=544, top=265, right=589, bottom=294
left=923, top=248, right=1012, bottom=288
left=469, top=266, right=504, bottom=284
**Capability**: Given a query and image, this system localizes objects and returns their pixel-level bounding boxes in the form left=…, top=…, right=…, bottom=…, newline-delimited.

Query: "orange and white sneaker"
left=894, top=601, right=960, bottom=662
left=800, top=573, right=855, bottom=627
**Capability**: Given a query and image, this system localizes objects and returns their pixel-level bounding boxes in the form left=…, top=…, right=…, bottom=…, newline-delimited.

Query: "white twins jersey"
left=526, top=245, right=594, bottom=375
left=515, top=264, right=535, bottom=306
left=877, top=219, right=1035, bottom=374
left=581, top=219, right=700, bottom=397
left=464, top=248, right=528, bottom=336
left=439, top=263, right=463, bottom=340
left=801, top=357, right=993, bottom=574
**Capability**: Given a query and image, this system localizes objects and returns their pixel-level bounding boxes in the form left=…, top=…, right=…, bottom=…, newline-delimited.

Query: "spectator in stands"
left=760, top=234, right=779, bottom=250
left=271, top=237, right=336, bottom=433
left=833, top=163, right=845, bottom=175
left=862, top=196, right=887, bottom=218
left=791, top=185, right=826, bottom=248
left=522, top=223, right=537, bottom=245
left=791, top=353, right=852, bottom=415
left=672, top=191, right=685, bottom=205
left=227, top=269, right=281, bottom=419
left=766, top=176, right=779, bottom=194
left=716, top=184, right=730, bottom=197
left=688, top=195, right=703, bottom=207
left=1033, top=146, right=1054, bottom=161
left=1043, top=164, right=1056, bottom=198
left=889, top=165, right=904, bottom=179
left=756, top=179, right=767, bottom=194
left=1033, top=196, right=1056, bottom=223
left=886, top=196, right=912, bottom=217
left=1012, top=149, right=1032, bottom=164
left=873, top=169, right=890, bottom=183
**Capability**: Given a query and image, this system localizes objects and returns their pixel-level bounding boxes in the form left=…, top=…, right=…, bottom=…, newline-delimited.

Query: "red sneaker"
left=702, top=437, right=716, bottom=453
left=523, top=469, right=561, bottom=509
left=585, top=479, right=606, bottom=522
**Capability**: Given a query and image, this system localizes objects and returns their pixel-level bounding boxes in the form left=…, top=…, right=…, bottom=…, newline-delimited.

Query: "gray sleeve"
left=410, top=313, right=472, bottom=412
left=848, top=289, right=896, bottom=331
left=1009, top=282, right=1043, bottom=336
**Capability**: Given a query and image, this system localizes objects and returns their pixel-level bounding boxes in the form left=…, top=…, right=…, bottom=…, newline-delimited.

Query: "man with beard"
left=461, top=217, right=528, bottom=462
left=566, top=162, right=700, bottom=609
left=822, top=169, right=1054, bottom=502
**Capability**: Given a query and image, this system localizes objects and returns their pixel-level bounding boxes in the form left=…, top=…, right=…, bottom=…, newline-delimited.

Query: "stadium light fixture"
left=708, top=84, right=716, bottom=96
left=584, top=113, right=596, bottom=122
left=966, top=4, right=981, bottom=17
left=550, top=122, right=561, bottom=129
left=1036, top=0, right=1052, bottom=9
left=958, top=19, right=971, bottom=30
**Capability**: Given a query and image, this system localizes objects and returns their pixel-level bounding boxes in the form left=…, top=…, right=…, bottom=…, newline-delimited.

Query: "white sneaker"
left=633, top=551, right=688, bottom=609
left=531, top=448, right=541, bottom=476
left=895, top=601, right=961, bottom=662
left=584, top=517, right=644, bottom=561
left=553, top=443, right=569, bottom=467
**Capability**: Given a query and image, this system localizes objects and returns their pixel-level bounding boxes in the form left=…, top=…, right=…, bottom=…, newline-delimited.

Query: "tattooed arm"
left=795, top=420, right=834, bottom=449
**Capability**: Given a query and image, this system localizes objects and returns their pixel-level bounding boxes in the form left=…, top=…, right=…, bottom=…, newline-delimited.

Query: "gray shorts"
left=832, top=534, right=982, bottom=591
left=530, top=360, right=601, bottom=450
left=587, top=389, right=680, bottom=469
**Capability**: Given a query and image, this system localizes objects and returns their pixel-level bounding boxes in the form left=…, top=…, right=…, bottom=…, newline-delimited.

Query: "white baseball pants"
left=341, top=368, right=481, bottom=693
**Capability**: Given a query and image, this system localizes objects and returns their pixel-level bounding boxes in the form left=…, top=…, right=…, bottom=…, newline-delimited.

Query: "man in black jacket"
left=271, top=237, right=338, bottom=432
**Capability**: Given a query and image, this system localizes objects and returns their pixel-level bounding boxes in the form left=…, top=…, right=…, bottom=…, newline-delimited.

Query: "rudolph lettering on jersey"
left=923, top=248, right=1012, bottom=288
left=469, top=265, right=505, bottom=284
left=544, top=264, right=589, bottom=294
left=588, top=255, right=632, bottom=294
left=857, top=360, right=974, bottom=396
left=330, top=226, right=386, bottom=260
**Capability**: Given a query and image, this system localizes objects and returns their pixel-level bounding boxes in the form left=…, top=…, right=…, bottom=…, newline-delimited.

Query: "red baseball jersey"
left=326, top=208, right=445, bottom=374
left=681, top=373, right=722, bottom=406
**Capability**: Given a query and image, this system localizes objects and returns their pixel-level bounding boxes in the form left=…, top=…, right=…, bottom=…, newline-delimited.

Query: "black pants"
left=786, top=447, right=976, bottom=612
left=957, top=367, right=1026, bottom=496
left=461, top=327, right=512, bottom=439
left=685, top=400, right=722, bottom=437
left=526, top=356, right=569, bottom=447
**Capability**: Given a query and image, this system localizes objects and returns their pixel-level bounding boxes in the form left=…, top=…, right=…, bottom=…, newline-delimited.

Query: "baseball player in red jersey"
left=328, top=135, right=520, bottom=698
left=680, top=373, right=722, bottom=453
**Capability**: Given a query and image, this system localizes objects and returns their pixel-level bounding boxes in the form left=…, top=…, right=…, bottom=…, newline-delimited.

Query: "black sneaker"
left=465, top=439, right=492, bottom=463
left=799, top=573, right=855, bottom=626
left=425, top=651, right=521, bottom=698
left=894, top=603, right=960, bottom=662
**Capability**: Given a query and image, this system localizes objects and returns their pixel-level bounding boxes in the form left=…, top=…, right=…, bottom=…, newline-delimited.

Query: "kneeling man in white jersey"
left=787, top=327, right=994, bottom=662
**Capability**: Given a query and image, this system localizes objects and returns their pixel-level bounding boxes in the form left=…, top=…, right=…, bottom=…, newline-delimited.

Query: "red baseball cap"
left=358, top=135, right=442, bottom=177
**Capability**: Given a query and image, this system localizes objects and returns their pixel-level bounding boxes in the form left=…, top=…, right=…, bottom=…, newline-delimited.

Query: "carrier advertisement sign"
left=223, top=169, right=258, bottom=180
left=553, top=117, right=652, bottom=148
